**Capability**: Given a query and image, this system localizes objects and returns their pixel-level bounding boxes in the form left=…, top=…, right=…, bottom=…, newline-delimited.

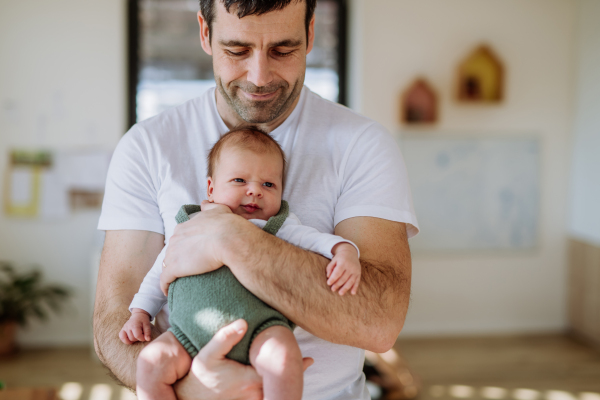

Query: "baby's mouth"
left=242, top=204, right=260, bottom=213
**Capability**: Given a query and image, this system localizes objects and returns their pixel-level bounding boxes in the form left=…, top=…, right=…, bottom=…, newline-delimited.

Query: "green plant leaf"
left=0, top=262, right=72, bottom=327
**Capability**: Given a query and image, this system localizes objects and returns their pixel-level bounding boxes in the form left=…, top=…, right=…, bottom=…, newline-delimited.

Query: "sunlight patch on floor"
left=59, top=382, right=83, bottom=400
left=427, top=385, right=599, bottom=400
left=89, top=384, right=113, bottom=400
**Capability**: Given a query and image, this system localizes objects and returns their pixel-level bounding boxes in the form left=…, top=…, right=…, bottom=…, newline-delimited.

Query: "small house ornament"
left=457, top=45, right=504, bottom=103
left=401, top=78, right=438, bottom=125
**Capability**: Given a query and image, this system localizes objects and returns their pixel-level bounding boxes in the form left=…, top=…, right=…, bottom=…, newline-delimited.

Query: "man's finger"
left=198, top=319, right=248, bottom=363
left=302, top=357, right=314, bottom=372
left=160, top=272, right=172, bottom=296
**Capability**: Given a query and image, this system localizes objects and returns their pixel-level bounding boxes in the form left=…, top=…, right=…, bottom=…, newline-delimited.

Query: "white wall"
left=0, top=0, right=584, bottom=345
left=0, top=0, right=126, bottom=346
left=568, top=0, right=600, bottom=247
left=349, top=0, right=578, bottom=335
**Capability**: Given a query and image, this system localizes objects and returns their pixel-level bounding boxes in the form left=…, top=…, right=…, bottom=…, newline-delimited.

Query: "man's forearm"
left=222, top=223, right=411, bottom=352
left=93, top=229, right=166, bottom=390
left=93, top=299, right=161, bottom=389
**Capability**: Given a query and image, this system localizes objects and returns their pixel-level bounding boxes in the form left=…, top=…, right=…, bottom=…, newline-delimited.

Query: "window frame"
left=126, top=0, right=348, bottom=129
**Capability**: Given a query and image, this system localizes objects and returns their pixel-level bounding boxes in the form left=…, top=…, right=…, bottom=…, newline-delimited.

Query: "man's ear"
left=207, top=177, right=214, bottom=200
left=198, top=11, right=213, bottom=56
left=306, top=15, right=315, bottom=55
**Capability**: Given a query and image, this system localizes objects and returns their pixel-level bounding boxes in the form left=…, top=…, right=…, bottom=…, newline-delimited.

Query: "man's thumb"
left=200, top=319, right=247, bottom=360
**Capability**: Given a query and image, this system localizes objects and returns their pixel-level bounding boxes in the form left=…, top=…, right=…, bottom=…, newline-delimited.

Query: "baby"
left=120, top=127, right=362, bottom=400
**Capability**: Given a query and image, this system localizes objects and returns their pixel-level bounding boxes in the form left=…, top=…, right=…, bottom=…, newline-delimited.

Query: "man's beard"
left=215, top=75, right=304, bottom=124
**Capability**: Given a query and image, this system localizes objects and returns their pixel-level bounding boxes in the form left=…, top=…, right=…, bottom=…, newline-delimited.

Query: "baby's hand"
left=119, top=309, right=152, bottom=344
left=326, top=243, right=361, bottom=296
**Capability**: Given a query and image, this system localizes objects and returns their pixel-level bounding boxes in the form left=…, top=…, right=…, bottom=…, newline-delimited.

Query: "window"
left=127, top=0, right=347, bottom=127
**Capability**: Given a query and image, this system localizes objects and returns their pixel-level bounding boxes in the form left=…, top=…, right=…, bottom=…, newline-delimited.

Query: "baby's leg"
left=249, top=325, right=303, bottom=400
left=136, top=331, right=192, bottom=400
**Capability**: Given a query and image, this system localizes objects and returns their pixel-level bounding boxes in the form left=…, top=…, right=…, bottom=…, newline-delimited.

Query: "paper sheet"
left=10, top=168, right=34, bottom=205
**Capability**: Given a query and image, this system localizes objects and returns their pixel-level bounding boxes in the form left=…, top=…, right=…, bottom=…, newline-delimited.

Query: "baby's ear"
left=206, top=177, right=214, bottom=200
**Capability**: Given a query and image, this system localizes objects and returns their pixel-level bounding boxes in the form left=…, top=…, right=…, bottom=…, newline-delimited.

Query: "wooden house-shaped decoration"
left=401, top=78, right=438, bottom=125
left=457, top=45, right=504, bottom=102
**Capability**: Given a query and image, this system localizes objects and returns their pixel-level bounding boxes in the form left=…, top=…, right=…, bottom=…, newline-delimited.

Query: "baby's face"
left=207, top=147, right=284, bottom=220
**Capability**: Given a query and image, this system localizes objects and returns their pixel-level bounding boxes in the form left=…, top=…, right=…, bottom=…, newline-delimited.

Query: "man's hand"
left=160, top=201, right=238, bottom=295
left=199, top=199, right=227, bottom=213
left=174, top=319, right=314, bottom=400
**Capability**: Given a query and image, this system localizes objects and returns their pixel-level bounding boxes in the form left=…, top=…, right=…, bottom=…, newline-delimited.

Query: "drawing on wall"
left=3, top=149, right=112, bottom=219
left=3, top=150, right=52, bottom=217
left=401, top=78, right=438, bottom=125
left=457, top=45, right=504, bottom=103
left=400, top=136, right=540, bottom=252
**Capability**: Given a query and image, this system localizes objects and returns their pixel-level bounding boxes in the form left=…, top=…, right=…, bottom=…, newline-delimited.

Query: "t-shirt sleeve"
left=97, top=125, right=165, bottom=234
left=335, top=123, right=419, bottom=238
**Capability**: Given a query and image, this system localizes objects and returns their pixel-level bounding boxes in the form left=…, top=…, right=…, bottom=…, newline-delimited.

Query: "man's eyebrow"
left=270, top=39, right=303, bottom=48
left=218, top=39, right=303, bottom=48
left=219, top=39, right=253, bottom=48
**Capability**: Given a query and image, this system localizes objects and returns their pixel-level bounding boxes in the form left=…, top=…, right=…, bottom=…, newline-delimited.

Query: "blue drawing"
left=401, top=136, right=540, bottom=251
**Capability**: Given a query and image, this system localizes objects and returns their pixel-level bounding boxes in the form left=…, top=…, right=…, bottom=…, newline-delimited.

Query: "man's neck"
left=215, top=89, right=301, bottom=134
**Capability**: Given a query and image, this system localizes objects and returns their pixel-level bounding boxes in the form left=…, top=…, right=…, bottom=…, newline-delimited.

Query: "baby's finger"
left=327, top=265, right=345, bottom=286
left=331, top=271, right=348, bottom=292
left=126, top=329, right=138, bottom=343
left=326, top=260, right=336, bottom=278
left=133, top=325, right=145, bottom=342
left=143, top=321, right=152, bottom=342
left=351, top=278, right=360, bottom=295
left=119, top=329, right=133, bottom=345
left=338, top=277, right=355, bottom=296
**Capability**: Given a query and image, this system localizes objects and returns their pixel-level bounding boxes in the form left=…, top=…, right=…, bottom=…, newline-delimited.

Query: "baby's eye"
left=233, top=178, right=245, bottom=183
left=263, top=182, right=274, bottom=188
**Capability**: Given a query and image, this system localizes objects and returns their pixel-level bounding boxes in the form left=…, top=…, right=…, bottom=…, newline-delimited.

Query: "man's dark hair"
left=199, top=0, right=317, bottom=42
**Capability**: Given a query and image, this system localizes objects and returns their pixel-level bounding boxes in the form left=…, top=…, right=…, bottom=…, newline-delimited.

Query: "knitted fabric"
left=167, top=201, right=294, bottom=364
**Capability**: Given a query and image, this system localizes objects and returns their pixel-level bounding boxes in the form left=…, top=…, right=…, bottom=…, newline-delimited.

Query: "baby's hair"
left=207, top=126, right=287, bottom=187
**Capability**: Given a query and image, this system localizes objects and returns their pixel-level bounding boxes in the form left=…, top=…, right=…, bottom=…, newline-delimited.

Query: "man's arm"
left=229, top=216, right=410, bottom=352
left=93, top=230, right=165, bottom=388
left=94, top=229, right=270, bottom=399
left=163, top=211, right=411, bottom=353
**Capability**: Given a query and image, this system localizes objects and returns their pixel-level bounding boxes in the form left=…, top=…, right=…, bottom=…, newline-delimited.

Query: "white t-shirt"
left=98, top=86, right=419, bottom=400
left=130, top=211, right=360, bottom=319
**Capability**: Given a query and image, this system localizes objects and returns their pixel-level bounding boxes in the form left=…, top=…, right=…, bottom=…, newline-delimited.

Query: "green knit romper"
left=167, top=201, right=295, bottom=365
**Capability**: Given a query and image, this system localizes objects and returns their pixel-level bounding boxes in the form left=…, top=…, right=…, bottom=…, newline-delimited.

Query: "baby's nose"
left=247, top=183, right=263, bottom=197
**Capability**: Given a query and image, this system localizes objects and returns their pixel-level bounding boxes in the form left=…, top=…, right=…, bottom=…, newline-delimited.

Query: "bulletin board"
left=400, top=135, right=540, bottom=252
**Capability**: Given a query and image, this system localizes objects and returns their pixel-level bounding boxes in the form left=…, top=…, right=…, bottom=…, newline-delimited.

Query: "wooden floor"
left=0, top=335, right=598, bottom=400
left=395, top=334, right=600, bottom=400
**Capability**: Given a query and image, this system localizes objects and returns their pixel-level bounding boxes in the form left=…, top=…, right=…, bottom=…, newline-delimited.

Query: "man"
left=94, top=0, right=419, bottom=399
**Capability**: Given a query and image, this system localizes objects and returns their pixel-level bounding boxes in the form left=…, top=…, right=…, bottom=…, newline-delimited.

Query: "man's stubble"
left=215, top=73, right=305, bottom=124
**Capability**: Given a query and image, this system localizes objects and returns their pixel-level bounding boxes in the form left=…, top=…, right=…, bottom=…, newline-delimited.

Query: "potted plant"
left=0, top=261, right=72, bottom=356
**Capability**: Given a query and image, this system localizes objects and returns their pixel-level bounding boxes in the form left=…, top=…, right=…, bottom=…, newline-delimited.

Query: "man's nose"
left=246, top=182, right=263, bottom=198
left=246, top=52, right=273, bottom=88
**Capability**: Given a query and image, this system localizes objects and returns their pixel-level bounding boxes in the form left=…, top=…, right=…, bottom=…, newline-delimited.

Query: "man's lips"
left=240, top=89, right=279, bottom=101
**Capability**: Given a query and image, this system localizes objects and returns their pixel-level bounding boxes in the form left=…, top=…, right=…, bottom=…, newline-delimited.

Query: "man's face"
left=199, top=1, right=314, bottom=124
